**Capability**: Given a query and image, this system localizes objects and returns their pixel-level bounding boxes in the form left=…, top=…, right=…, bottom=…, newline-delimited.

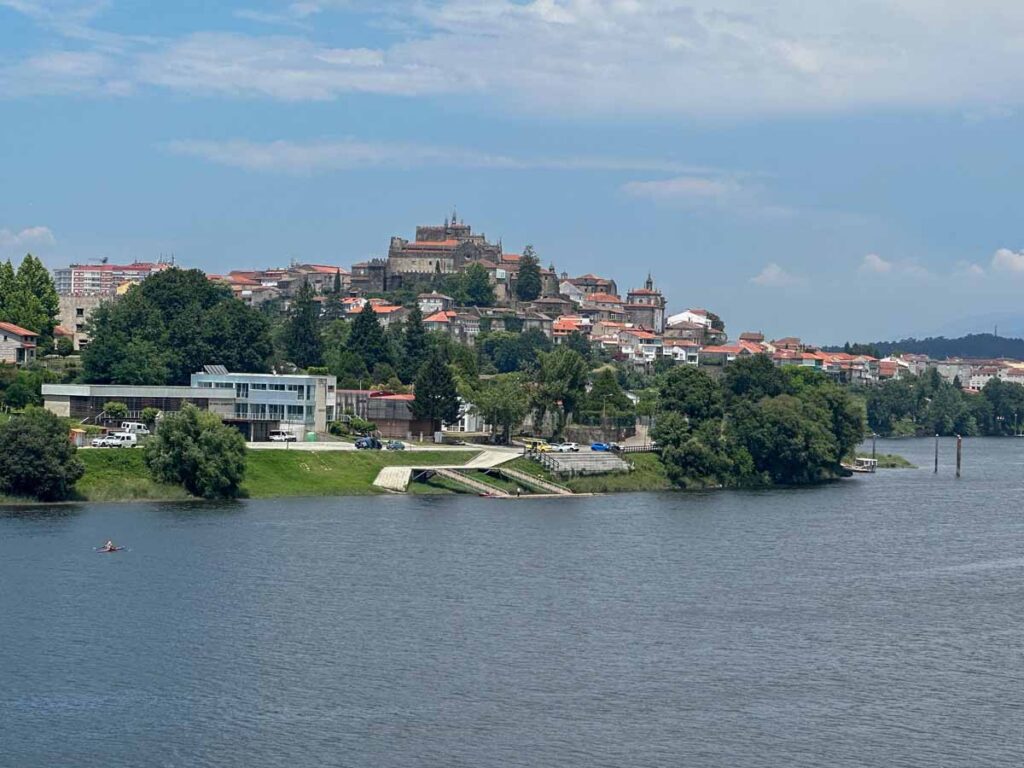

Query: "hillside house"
left=0, top=322, right=38, bottom=366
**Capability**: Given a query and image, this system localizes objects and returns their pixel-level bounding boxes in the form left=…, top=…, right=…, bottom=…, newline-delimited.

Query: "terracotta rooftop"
left=0, top=322, right=38, bottom=337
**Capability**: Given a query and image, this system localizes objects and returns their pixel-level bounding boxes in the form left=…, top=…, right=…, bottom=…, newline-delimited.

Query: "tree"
left=55, top=337, right=74, bottom=356
left=0, top=260, right=16, bottom=318
left=471, top=374, right=529, bottom=443
left=563, top=330, right=592, bottom=362
left=658, top=364, right=723, bottom=424
left=532, top=347, right=589, bottom=435
left=322, top=269, right=346, bottom=323
left=582, top=368, right=633, bottom=416
left=411, top=349, right=461, bottom=432
left=722, top=354, right=785, bottom=402
left=15, top=254, right=59, bottom=340
left=141, top=407, right=161, bottom=429
left=400, top=305, right=428, bottom=383
left=285, top=282, right=323, bottom=368
left=202, top=298, right=273, bottom=373
left=460, top=263, right=496, bottom=307
left=729, top=395, right=840, bottom=484
left=0, top=407, right=85, bottom=501
left=515, top=245, right=542, bottom=301
left=144, top=404, right=247, bottom=499
left=83, top=268, right=272, bottom=385
left=103, top=401, right=129, bottom=420
left=348, top=301, right=389, bottom=372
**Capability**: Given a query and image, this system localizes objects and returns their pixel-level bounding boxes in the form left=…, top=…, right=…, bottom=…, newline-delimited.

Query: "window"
left=250, top=383, right=267, bottom=390
left=76, top=308, right=85, bottom=317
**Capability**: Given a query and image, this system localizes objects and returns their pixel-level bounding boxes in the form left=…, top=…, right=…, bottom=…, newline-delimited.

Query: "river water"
left=1, top=437, right=1023, bottom=767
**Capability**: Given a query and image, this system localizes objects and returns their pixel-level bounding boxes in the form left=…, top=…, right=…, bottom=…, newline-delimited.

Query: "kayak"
left=97, top=546, right=125, bottom=553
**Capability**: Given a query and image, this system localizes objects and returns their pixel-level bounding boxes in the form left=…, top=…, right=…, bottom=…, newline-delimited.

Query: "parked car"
left=609, top=442, right=622, bottom=452
left=91, top=434, right=113, bottom=448
left=108, top=432, right=138, bottom=448
left=590, top=442, right=611, bottom=452
left=120, top=421, right=151, bottom=436
left=552, top=442, right=579, bottom=452
left=355, top=436, right=383, bottom=450
left=268, top=429, right=297, bottom=442
left=386, top=440, right=406, bottom=451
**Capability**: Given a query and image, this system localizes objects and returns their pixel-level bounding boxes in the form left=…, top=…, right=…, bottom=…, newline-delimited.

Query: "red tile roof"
left=586, top=292, right=623, bottom=304
left=406, top=239, right=459, bottom=249
left=0, top=322, right=38, bottom=337
left=424, top=310, right=457, bottom=323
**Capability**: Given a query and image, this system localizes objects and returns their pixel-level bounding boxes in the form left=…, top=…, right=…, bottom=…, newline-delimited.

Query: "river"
left=2, top=437, right=1023, bottom=767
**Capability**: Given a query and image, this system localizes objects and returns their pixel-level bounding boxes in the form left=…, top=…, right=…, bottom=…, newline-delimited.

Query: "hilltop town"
left=36, top=212, right=1024, bottom=397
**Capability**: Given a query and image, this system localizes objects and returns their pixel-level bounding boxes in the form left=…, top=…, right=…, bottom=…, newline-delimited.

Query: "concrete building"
left=58, top=294, right=106, bottom=349
left=53, top=261, right=171, bottom=295
left=43, top=368, right=336, bottom=440
left=386, top=211, right=502, bottom=287
left=0, top=322, right=38, bottom=366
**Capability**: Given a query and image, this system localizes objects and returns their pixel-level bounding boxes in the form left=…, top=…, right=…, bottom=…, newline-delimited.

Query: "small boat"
left=842, top=457, right=878, bottom=474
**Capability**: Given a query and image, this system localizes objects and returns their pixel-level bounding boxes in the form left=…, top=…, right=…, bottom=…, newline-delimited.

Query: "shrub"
left=143, top=404, right=247, bottom=499
left=0, top=407, right=85, bottom=500
left=104, top=401, right=129, bottom=420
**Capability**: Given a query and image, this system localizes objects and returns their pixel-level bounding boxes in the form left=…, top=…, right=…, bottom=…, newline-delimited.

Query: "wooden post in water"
left=934, top=434, right=939, bottom=474
left=872, top=433, right=877, bottom=460
left=956, top=434, right=962, bottom=478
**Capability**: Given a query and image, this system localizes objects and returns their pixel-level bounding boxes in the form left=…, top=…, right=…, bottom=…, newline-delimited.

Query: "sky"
left=2, top=1, right=1024, bottom=343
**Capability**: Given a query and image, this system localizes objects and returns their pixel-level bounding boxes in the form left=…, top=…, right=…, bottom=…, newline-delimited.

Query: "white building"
left=0, top=322, right=38, bottom=366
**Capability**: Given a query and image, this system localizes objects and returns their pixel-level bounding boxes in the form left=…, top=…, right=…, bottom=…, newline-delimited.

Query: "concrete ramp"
left=373, top=466, right=414, bottom=492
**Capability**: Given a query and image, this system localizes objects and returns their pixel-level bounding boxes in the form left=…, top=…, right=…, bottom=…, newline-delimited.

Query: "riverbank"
left=71, top=449, right=480, bottom=502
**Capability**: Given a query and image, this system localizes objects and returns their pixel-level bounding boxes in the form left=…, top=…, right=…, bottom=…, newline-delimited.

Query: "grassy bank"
left=874, top=453, right=916, bottom=469
left=73, top=448, right=479, bottom=501
left=507, top=452, right=673, bottom=494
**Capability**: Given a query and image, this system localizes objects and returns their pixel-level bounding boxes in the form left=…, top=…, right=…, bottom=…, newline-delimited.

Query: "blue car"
left=591, top=442, right=611, bottom=452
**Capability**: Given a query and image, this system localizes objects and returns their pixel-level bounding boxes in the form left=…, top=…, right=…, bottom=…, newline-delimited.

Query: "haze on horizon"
left=2, top=0, right=1024, bottom=344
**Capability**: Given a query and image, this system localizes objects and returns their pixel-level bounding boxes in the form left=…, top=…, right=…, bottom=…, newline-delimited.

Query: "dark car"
left=355, top=436, right=383, bottom=450
left=385, top=440, right=405, bottom=451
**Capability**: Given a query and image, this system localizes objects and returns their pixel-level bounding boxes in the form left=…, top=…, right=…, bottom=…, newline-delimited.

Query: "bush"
left=140, top=407, right=160, bottom=429
left=143, top=404, right=247, bottom=499
left=0, top=407, right=85, bottom=500
left=104, top=401, right=129, bottom=420
left=55, top=337, right=75, bottom=357
left=348, top=416, right=377, bottom=435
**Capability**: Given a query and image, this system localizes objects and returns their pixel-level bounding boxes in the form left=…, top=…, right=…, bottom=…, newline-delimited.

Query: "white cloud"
left=165, top=137, right=714, bottom=175
left=955, top=261, right=986, bottom=277
left=8, top=1, right=1024, bottom=116
left=860, top=253, right=892, bottom=274
left=991, top=248, right=1024, bottom=273
left=0, top=225, right=56, bottom=250
left=750, top=263, right=801, bottom=287
left=622, top=175, right=741, bottom=203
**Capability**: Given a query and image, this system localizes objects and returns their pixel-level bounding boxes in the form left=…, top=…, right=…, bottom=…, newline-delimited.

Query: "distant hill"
left=826, top=333, right=1024, bottom=360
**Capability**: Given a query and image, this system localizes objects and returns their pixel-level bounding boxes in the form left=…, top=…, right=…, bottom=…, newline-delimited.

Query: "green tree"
left=322, top=269, right=346, bottom=322
left=0, top=407, right=85, bottom=501
left=400, top=305, right=428, bottom=383
left=461, top=263, right=496, bottom=307
left=722, top=354, right=785, bottom=402
left=471, top=373, right=529, bottom=443
left=563, top=330, right=592, bottom=362
left=103, top=401, right=129, bottom=420
left=285, top=282, right=323, bottom=368
left=141, top=407, right=161, bottom=429
left=347, top=301, right=390, bottom=372
left=14, top=254, right=59, bottom=339
left=657, top=364, right=723, bottom=424
left=0, top=260, right=16, bottom=318
left=55, top=337, right=74, bottom=356
left=410, top=349, right=461, bottom=432
left=3, top=374, right=39, bottom=408
left=532, top=347, right=588, bottom=435
left=203, top=298, right=273, bottom=373
left=515, top=245, right=542, bottom=301
left=729, top=395, right=840, bottom=484
left=144, top=404, right=247, bottom=499
left=582, top=368, right=633, bottom=416
left=83, top=269, right=271, bottom=385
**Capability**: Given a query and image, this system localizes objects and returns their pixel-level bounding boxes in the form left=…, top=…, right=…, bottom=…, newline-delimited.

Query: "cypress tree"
left=348, top=300, right=388, bottom=371
left=411, top=348, right=461, bottom=432
left=515, top=245, right=542, bottom=301
left=401, top=305, right=427, bottom=382
left=285, top=282, right=323, bottom=368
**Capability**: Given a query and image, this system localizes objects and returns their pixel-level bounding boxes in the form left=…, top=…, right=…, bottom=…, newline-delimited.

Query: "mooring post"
left=934, top=433, right=939, bottom=474
left=956, top=434, right=962, bottom=478
left=872, top=433, right=877, bottom=460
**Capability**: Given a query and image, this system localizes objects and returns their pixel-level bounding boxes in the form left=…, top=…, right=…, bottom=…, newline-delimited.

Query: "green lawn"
left=77, top=450, right=193, bottom=501
left=507, top=452, right=673, bottom=494
left=74, top=448, right=479, bottom=501
left=241, top=449, right=478, bottom=498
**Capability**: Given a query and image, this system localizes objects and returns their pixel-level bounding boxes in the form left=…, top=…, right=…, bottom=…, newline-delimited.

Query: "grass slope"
left=77, top=450, right=192, bottom=501
left=241, top=450, right=477, bottom=498
left=74, top=448, right=478, bottom=501
left=507, top=452, right=673, bottom=494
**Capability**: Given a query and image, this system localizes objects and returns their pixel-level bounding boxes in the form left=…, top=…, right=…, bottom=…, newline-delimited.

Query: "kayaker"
left=101, top=540, right=117, bottom=552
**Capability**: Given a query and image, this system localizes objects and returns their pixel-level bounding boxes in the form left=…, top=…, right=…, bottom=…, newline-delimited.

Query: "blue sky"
left=2, top=1, right=1024, bottom=342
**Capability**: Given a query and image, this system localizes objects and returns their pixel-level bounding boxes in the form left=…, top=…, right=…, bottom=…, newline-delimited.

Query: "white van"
left=109, top=432, right=138, bottom=448
left=121, top=422, right=151, bottom=436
